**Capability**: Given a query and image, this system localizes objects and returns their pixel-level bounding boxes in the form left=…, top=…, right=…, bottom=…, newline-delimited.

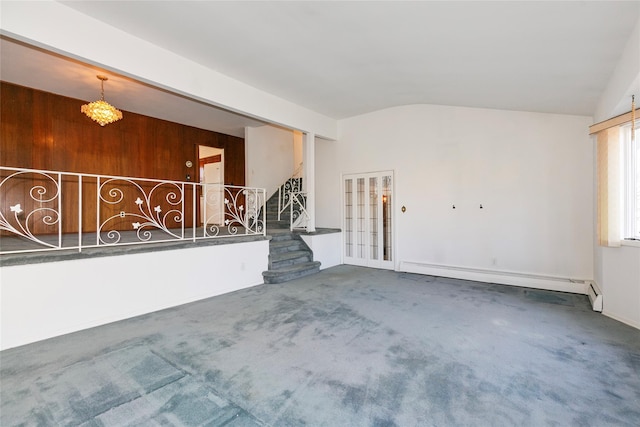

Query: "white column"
left=303, top=132, right=316, bottom=232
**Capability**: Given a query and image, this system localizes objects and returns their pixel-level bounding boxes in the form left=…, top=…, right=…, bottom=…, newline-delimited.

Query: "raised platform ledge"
left=0, top=234, right=269, bottom=267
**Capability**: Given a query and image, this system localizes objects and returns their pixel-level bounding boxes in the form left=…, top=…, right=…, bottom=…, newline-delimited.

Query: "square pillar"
left=303, top=132, right=316, bottom=232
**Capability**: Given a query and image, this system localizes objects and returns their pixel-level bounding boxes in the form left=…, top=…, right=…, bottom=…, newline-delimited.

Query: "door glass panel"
left=344, top=179, right=353, bottom=257
left=369, top=177, right=378, bottom=260
left=382, top=175, right=392, bottom=261
left=357, top=178, right=365, bottom=258
left=343, top=171, right=393, bottom=268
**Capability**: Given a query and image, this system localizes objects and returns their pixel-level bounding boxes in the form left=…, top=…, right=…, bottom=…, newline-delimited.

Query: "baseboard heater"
left=399, top=260, right=589, bottom=295
left=587, top=281, right=603, bottom=312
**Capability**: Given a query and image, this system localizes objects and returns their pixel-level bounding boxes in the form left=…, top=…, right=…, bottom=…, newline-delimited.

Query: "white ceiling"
left=2, top=1, right=640, bottom=136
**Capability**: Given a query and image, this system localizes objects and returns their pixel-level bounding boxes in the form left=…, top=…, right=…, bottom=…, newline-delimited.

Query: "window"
left=623, top=123, right=640, bottom=240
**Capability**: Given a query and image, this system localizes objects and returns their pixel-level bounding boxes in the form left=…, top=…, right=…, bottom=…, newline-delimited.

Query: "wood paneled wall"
left=1, top=81, right=245, bottom=183
left=1, top=81, right=246, bottom=234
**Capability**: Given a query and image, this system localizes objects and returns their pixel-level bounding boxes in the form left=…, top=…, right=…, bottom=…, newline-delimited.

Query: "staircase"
left=263, top=181, right=293, bottom=229
left=262, top=229, right=321, bottom=284
left=262, top=178, right=320, bottom=284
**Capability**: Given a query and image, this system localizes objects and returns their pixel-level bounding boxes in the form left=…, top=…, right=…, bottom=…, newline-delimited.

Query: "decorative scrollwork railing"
left=0, top=166, right=265, bottom=255
left=290, top=191, right=309, bottom=231
left=201, top=184, right=264, bottom=238
left=98, top=177, right=185, bottom=245
left=0, top=169, right=62, bottom=250
left=277, top=177, right=302, bottom=222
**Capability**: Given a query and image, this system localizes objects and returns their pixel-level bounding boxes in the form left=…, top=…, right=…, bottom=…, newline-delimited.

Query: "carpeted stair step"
left=269, top=250, right=312, bottom=269
left=266, top=206, right=290, bottom=214
left=269, top=238, right=306, bottom=254
left=265, top=208, right=283, bottom=216
left=268, top=230, right=297, bottom=241
left=262, top=177, right=318, bottom=284
left=268, top=220, right=291, bottom=229
left=262, top=261, right=321, bottom=284
left=267, top=217, right=287, bottom=225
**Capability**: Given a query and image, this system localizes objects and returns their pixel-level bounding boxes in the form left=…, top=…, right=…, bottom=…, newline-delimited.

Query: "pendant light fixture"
left=81, top=75, right=123, bottom=126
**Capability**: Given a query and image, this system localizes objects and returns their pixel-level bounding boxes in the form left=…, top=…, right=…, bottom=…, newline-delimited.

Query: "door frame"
left=342, top=170, right=395, bottom=270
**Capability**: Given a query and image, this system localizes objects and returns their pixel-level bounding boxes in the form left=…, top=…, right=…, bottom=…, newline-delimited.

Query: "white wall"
left=593, top=16, right=640, bottom=329
left=300, top=233, right=342, bottom=270
left=316, top=104, right=593, bottom=290
left=245, top=125, right=296, bottom=199
left=0, top=240, right=269, bottom=350
left=599, top=244, right=640, bottom=328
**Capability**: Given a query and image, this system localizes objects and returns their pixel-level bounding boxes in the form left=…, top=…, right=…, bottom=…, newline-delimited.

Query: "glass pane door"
left=343, top=171, right=393, bottom=269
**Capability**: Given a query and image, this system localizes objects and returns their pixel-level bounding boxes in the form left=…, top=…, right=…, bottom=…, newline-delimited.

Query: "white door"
left=198, top=148, right=224, bottom=227
left=343, top=171, right=394, bottom=269
left=203, top=162, right=223, bottom=225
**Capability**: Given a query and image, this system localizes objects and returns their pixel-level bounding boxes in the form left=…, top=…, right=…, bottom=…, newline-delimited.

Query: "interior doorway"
left=198, top=145, right=224, bottom=226
left=343, top=171, right=394, bottom=269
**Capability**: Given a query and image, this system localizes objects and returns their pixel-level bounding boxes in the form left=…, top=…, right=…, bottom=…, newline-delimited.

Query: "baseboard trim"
left=398, top=260, right=589, bottom=294
left=602, top=310, right=640, bottom=330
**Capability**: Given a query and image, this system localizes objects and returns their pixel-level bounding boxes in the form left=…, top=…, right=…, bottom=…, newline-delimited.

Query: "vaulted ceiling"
left=2, top=1, right=639, bottom=136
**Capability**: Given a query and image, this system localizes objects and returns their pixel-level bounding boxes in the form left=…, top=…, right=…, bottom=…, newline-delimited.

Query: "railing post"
left=278, top=186, right=282, bottom=222
left=96, top=176, right=101, bottom=246
left=57, top=172, right=63, bottom=250
left=245, top=189, right=249, bottom=235
left=78, top=174, right=82, bottom=252
left=262, top=188, right=266, bottom=236
left=192, top=182, right=197, bottom=241
left=180, top=182, right=185, bottom=240
left=290, top=192, right=294, bottom=231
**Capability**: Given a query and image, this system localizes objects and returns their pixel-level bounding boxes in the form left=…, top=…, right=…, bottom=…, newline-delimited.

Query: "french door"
left=343, top=171, right=394, bottom=269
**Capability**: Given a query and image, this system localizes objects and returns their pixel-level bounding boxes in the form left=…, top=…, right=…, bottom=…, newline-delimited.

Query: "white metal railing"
left=0, top=166, right=265, bottom=255
left=277, top=176, right=303, bottom=221
left=290, top=191, right=309, bottom=231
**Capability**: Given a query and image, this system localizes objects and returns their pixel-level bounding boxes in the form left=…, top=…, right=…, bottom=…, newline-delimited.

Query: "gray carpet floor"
left=1, top=265, right=639, bottom=426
